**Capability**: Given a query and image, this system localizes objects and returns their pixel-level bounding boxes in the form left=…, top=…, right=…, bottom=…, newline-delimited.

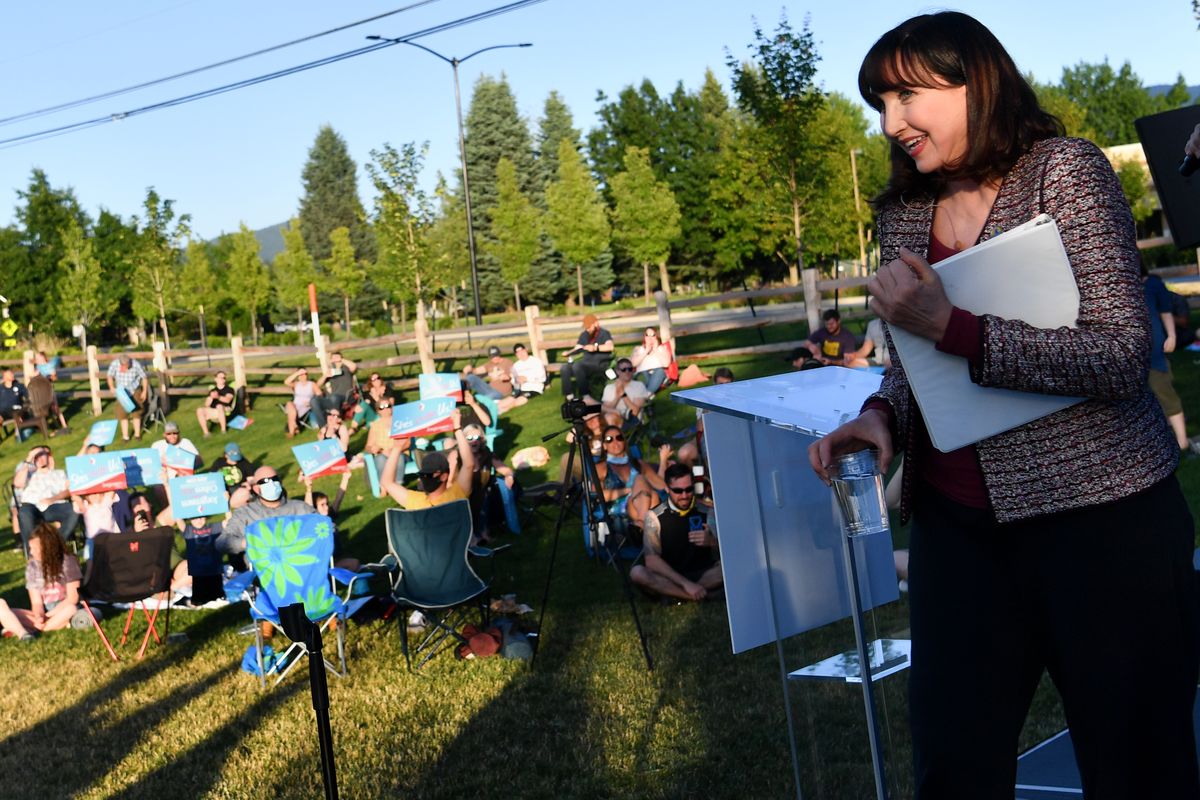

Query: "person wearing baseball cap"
left=209, top=441, right=258, bottom=508
left=380, top=408, right=474, bottom=509
left=560, top=313, right=613, bottom=401
left=461, top=344, right=516, bottom=403
left=150, top=420, right=201, bottom=466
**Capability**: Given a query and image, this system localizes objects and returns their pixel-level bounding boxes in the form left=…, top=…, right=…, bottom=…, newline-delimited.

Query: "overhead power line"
left=0, top=0, right=445, bottom=128
left=0, top=0, right=546, bottom=151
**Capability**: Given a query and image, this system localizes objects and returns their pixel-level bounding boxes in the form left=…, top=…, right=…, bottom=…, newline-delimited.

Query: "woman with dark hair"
left=0, top=522, right=82, bottom=638
left=630, top=327, right=671, bottom=393
left=809, top=12, right=1197, bottom=798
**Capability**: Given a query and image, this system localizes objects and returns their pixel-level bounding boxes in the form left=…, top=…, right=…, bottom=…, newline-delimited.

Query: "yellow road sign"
left=0, top=319, right=17, bottom=337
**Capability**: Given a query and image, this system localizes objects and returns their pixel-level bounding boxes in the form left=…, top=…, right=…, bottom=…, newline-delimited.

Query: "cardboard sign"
left=418, top=372, right=463, bottom=402
left=118, top=447, right=163, bottom=487
left=228, top=415, right=253, bottom=430
left=169, top=473, right=230, bottom=519
left=291, top=439, right=349, bottom=480
left=67, top=453, right=128, bottom=495
left=390, top=397, right=456, bottom=439
left=162, top=443, right=198, bottom=475
left=114, top=385, right=137, bottom=412
left=86, top=420, right=119, bottom=447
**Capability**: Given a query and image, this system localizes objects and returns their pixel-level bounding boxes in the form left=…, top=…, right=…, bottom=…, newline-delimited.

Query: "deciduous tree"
left=609, top=146, right=681, bottom=299
left=132, top=188, right=190, bottom=352
left=545, top=139, right=612, bottom=305
left=485, top=158, right=542, bottom=310
left=225, top=224, right=270, bottom=345
left=56, top=218, right=113, bottom=351
left=367, top=142, right=433, bottom=321
left=272, top=218, right=318, bottom=331
left=325, top=226, right=364, bottom=334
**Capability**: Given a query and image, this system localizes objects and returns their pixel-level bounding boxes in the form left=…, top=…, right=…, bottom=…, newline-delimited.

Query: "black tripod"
left=534, top=412, right=654, bottom=671
left=278, top=603, right=339, bottom=800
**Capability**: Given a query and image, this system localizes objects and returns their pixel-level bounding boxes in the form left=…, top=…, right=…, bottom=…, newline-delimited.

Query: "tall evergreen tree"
left=609, top=146, right=681, bottom=298
left=463, top=73, right=537, bottom=311
left=545, top=139, right=612, bottom=305
left=485, top=158, right=542, bottom=310
left=12, top=169, right=90, bottom=326
left=536, top=91, right=581, bottom=191
left=298, top=125, right=375, bottom=263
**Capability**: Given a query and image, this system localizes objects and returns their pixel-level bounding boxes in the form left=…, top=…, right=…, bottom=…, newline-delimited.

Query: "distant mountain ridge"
left=209, top=221, right=287, bottom=264
left=1147, top=84, right=1200, bottom=103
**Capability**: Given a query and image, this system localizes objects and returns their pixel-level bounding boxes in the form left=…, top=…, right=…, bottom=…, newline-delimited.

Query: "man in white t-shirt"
left=601, top=358, right=652, bottom=421
left=150, top=421, right=202, bottom=467
left=510, top=343, right=547, bottom=396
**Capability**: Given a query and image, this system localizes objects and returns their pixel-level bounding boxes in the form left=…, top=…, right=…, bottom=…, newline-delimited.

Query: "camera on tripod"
left=561, top=398, right=601, bottom=422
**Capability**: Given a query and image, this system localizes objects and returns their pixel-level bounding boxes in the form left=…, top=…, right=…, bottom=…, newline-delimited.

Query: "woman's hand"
left=807, top=408, right=894, bottom=485
left=868, top=247, right=953, bottom=342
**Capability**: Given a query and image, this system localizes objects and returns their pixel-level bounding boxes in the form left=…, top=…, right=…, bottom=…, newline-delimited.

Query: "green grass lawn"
left=1, top=329, right=1197, bottom=800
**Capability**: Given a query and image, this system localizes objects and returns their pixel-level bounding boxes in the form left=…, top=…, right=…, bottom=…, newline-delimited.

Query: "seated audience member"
left=380, top=410, right=474, bottom=509
left=349, top=371, right=393, bottom=433
left=151, top=420, right=202, bottom=467
left=170, top=514, right=225, bottom=606
left=559, top=410, right=607, bottom=484
left=74, top=489, right=119, bottom=560
left=805, top=309, right=858, bottom=366
left=630, top=327, right=672, bottom=393
left=449, top=421, right=516, bottom=544
left=459, top=389, right=494, bottom=431
left=676, top=367, right=734, bottom=468
left=786, top=347, right=824, bottom=372
left=210, top=442, right=258, bottom=509
left=33, top=352, right=70, bottom=431
left=317, top=407, right=351, bottom=453
left=13, top=445, right=80, bottom=549
left=0, top=522, right=82, bottom=638
left=601, top=358, right=652, bottom=422
left=195, top=371, right=236, bottom=436
left=0, top=369, right=29, bottom=423
left=217, top=466, right=314, bottom=574
left=630, top=464, right=722, bottom=602
left=314, top=352, right=357, bottom=428
left=463, top=346, right=514, bottom=400
left=106, top=353, right=149, bottom=441
left=593, top=425, right=658, bottom=542
left=363, top=397, right=409, bottom=480
left=511, top=343, right=547, bottom=396
left=305, top=466, right=361, bottom=571
left=284, top=366, right=321, bottom=437
left=560, top=314, right=614, bottom=401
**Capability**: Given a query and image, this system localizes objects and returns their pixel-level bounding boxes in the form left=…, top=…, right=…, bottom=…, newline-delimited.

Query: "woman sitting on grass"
left=0, top=522, right=82, bottom=640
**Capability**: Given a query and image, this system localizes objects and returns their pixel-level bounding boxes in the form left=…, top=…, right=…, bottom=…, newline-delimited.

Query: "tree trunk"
left=576, top=263, right=585, bottom=307
left=79, top=326, right=88, bottom=354
left=643, top=262, right=651, bottom=302
left=658, top=260, right=672, bottom=296
left=343, top=294, right=352, bottom=336
left=400, top=299, right=407, bottom=333
left=296, top=305, right=303, bottom=333
left=789, top=171, right=804, bottom=286
left=513, top=282, right=522, bottom=312
left=225, top=319, right=233, bottom=340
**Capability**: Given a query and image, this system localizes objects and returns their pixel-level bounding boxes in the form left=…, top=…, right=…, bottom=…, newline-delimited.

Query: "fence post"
left=654, top=290, right=673, bottom=345
left=231, top=335, right=246, bottom=390
left=316, top=334, right=330, bottom=375
left=802, top=266, right=821, bottom=334
left=87, top=346, right=102, bottom=417
left=21, top=350, right=34, bottom=384
left=524, top=305, right=546, bottom=365
left=413, top=318, right=435, bottom=375
left=152, top=341, right=167, bottom=373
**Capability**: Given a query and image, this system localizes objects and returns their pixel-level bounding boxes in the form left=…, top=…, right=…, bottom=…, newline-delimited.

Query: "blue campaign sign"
left=169, top=473, right=230, bottom=519
left=118, top=447, right=164, bottom=487
left=390, top=397, right=456, bottom=439
left=228, top=415, right=253, bottom=430
left=291, top=439, right=349, bottom=480
left=114, top=385, right=137, bottom=412
left=418, top=372, right=463, bottom=402
left=87, top=420, right=119, bottom=447
left=66, top=453, right=128, bottom=495
left=162, top=443, right=197, bottom=475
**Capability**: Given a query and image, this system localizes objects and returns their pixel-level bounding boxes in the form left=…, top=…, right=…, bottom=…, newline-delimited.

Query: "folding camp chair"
left=141, top=381, right=166, bottom=431
left=224, top=514, right=373, bottom=688
left=80, top=527, right=175, bottom=661
left=475, top=394, right=503, bottom=451
left=379, top=501, right=499, bottom=670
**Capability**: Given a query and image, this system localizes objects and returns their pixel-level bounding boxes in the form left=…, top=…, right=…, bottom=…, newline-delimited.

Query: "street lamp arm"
left=457, top=42, right=532, bottom=64
left=399, top=39, right=454, bottom=65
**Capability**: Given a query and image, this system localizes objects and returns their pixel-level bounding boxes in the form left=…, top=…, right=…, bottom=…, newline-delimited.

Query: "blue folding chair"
left=378, top=501, right=502, bottom=670
left=475, top=394, right=502, bottom=451
left=225, top=514, right=373, bottom=687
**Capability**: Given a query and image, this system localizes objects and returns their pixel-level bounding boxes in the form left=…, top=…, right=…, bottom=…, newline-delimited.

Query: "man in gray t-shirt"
left=313, top=352, right=357, bottom=428
left=216, top=465, right=314, bottom=567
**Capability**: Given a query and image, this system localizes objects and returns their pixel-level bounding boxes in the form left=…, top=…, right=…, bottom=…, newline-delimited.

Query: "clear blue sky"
left=0, top=0, right=1195, bottom=240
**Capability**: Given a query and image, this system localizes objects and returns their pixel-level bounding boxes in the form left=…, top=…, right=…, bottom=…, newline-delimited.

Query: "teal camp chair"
left=380, top=501, right=497, bottom=670
left=225, top=514, right=373, bottom=687
left=475, top=394, right=502, bottom=451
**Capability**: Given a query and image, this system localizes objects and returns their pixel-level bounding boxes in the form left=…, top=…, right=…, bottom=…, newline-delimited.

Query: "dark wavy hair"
left=30, top=522, right=66, bottom=588
left=858, top=11, right=1063, bottom=207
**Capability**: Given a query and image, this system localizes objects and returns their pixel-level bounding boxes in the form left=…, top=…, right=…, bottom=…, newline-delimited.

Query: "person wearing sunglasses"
left=630, top=328, right=672, bottom=393
left=592, top=425, right=656, bottom=547
left=629, top=463, right=721, bottom=602
left=601, top=358, right=652, bottom=422
left=216, top=465, right=315, bottom=574
left=317, top=408, right=350, bottom=453
left=380, top=408, right=475, bottom=510
left=348, top=373, right=394, bottom=433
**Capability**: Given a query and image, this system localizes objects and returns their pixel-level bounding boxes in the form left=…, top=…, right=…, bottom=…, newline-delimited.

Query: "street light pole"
left=367, top=37, right=531, bottom=327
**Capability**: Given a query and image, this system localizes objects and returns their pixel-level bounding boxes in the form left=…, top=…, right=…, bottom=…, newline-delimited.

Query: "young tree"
left=545, top=139, right=612, bottom=305
left=272, top=218, right=318, bottom=331
left=178, top=238, right=217, bottom=348
left=132, top=188, right=190, bottom=352
left=727, top=12, right=825, bottom=286
left=56, top=218, right=114, bottom=351
left=298, top=125, right=374, bottom=263
left=367, top=142, right=433, bottom=322
left=485, top=158, right=542, bottom=310
left=609, top=146, right=681, bottom=299
left=91, top=209, right=141, bottom=339
left=423, top=178, right=472, bottom=322
left=1058, top=61, right=1162, bottom=146
left=225, top=224, right=270, bottom=345
left=12, top=169, right=90, bottom=327
left=325, top=226, right=364, bottom=334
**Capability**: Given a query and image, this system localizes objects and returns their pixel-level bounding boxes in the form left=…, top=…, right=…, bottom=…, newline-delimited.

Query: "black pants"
left=560, top=354, right=609, bottom=398
left=908, top=476, right=1199, bottom=800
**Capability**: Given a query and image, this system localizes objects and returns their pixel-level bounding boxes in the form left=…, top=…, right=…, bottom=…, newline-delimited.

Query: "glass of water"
left=830, top=449, right=890, bottom=536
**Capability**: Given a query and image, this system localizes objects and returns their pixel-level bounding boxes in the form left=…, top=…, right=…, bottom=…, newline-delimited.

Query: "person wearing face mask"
left=216, top=466, right=314, bottom=572
left=380, top=409, right=474, bottom=509
left=629, top=463, right=721, bottom=602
